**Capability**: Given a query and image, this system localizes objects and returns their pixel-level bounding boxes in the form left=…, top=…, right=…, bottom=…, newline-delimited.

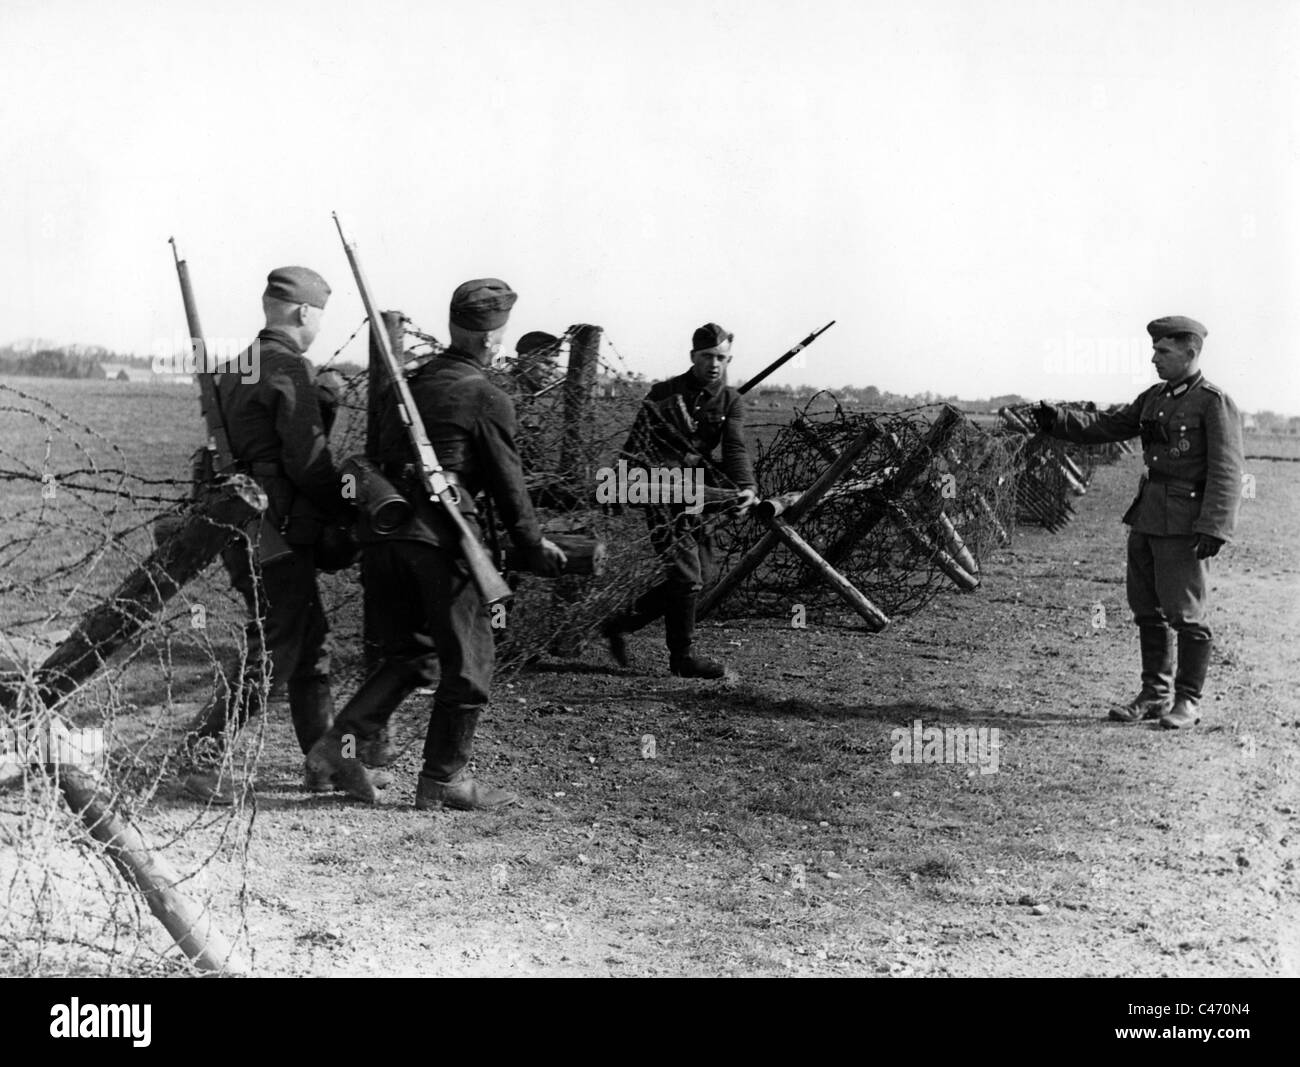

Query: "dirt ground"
left=139, top=449, right=1297, bottom=978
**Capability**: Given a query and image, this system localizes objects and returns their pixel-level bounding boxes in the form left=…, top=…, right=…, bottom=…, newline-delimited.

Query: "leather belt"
left=1144, top=468, right=1205, bottom=495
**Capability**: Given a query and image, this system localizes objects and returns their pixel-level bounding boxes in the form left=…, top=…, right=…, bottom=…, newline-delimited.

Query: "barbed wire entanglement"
left=0, top=380, right=260, bottom=975
left=708, top=395, right=1022, bottom=623
left=0, top=326, right=1102, bottom=974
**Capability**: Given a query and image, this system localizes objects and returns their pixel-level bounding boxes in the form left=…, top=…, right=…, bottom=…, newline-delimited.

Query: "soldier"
left=305, top=278, right=566, bottom=810
left=1032, top=315, right=1245, bottom=730
left=509, top=330, right=563, bottom=395
left=601, top=322, right=758, bottom=678
left=180, top=267, right=353, bottom=803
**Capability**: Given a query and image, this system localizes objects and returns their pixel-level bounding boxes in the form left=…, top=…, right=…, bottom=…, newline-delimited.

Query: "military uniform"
left=605, top=329, right=757, bottom=675
left=307, top=278, right=551, bottom=810
left=1042, top=316, right=1244, bottom=728
left=184, top=271, right=348, bottom=798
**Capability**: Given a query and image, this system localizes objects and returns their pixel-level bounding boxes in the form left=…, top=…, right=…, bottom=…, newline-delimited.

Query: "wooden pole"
left=764, top=517, right=889, bottom=631
left=58, top=766, right=248, bottom=973
left=937, top=511, right=980, bottom=576
left=696, top=422, right=881, bottom=619
left=15, top=476, right=266, bottom=708
left=561, top=324, right=601, bottom=485
left=886, top=503, right=979, bottom=593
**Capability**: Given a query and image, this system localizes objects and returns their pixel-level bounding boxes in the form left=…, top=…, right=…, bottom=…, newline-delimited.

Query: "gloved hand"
left=1031, top=401, right=1057, bottom=434
left=734, top=488, right=759, bottom=514
left=521, top=537, right=568, bottom=578
left=1192, top=533, right=1224, bottom=559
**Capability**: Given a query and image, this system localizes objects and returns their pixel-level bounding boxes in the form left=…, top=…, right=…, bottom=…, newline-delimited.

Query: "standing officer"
left=181, top=267, right=351, bottom=802
left=1033, top=316, right=1244, bottom=730
left=602, top=323, right=758, bottom=678
left=305, top=279, right=566, bottom=810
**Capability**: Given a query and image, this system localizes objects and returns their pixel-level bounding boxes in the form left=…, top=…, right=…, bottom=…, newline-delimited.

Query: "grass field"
left=1, top=375, right=1297, bottom=977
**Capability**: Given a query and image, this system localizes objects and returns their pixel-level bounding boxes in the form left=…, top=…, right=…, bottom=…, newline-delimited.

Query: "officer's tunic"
left=1049, top=372, right=1244, bottom=638
left=359, top=348, right=543, bottom=707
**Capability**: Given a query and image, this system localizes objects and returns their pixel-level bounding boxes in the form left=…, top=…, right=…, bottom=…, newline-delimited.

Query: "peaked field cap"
left=450, top=278, right=517, bottom=330
left=1147, top=315, right=1207, bottom=341
left=691, top=322, right=734, bottom=353
left=516, top=330, right=558, bottom=355
left=265, top=266, right=331, bottom=309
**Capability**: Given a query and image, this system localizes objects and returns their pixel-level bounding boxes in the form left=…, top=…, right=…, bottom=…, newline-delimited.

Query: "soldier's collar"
left=442, top=346, right=488, bottom=371
left=678, top=369, right=724, bottom=397
left=257, top=327, right=304, bottom=355
left=1162, top=370, right=1202, bottom=398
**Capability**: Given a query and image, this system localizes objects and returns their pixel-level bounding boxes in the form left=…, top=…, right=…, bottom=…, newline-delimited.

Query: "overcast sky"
left=1, top=0, right=1296, bottom=413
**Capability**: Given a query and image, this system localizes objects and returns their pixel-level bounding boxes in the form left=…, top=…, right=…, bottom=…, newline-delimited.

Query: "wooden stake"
left=561, top=324, right=601, bottom=484
left=937, top=511, right=980, bottom=575
left=696, top=422, right=882, bottom=618
left=20, top=477, right=265, bottom=708
left=765, top=517, right=889, bottom=631
left=58, top=766, right=248, bottom=974
left=887, top=504, right=979, bottom=593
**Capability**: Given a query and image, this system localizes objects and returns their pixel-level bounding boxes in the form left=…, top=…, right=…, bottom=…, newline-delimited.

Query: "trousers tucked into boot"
left=664, top=587, right=724, bottom=679
left=288, top=675, right=335, bottom=754
left=1162, top=633, right=1212, bottom=729
left=416, top=703, right=516, bottom=811
left=1110, top=624, right=1175, bottom=722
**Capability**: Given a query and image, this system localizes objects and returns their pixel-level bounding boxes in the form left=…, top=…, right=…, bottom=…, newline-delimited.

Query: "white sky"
left=1, top=0, right=1296, bottom=413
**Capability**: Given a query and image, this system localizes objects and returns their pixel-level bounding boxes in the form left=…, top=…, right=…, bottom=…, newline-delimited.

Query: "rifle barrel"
left=737, top=320, right=835, bottom=395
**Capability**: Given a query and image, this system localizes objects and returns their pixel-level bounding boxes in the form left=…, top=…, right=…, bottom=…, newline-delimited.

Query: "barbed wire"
left=0, top=335, right=1098, bottom=974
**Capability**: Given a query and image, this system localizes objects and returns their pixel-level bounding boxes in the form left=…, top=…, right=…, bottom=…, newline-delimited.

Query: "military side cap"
left=692, top=322, right=734, bottom=353
left=450, top=278, right=517, bottom=330
left=265, top=266, right=331, bottom=309
left=516, top=330, right=558, bottom=355
left=1147, top=315, right=1207, bottom=341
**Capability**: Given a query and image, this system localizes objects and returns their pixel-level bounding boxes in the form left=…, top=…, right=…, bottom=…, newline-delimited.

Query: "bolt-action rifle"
left=331, top=212, right=513, bottom=606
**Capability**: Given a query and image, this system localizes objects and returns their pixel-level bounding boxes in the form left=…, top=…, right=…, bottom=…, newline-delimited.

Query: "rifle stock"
left=331, top=213, right=513, bottom=606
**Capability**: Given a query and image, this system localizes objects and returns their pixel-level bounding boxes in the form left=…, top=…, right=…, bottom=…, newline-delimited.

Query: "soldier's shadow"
left=674, top=685, right=1085, bottom=729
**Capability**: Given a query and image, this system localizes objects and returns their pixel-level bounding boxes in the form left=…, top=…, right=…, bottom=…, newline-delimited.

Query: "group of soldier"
left=179, top=267, right=759, bottom=810
left=178, top=267, right=1245, bottom=813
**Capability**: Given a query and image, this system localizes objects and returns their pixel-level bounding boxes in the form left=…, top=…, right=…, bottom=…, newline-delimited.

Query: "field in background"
left=1, top=375, right=1296, bottom=976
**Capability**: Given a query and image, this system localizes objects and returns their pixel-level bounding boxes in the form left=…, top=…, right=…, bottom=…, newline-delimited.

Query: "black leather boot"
left=1109, top=625, right=1174, bottom=723
left=304, top=662, right=414, bottom=798
left=416, top=705, right=517, bottom=811
left=601, top=582, right=671, bottom=667
left=664, top=589, right=725, bottom=679
left=1162, top=634, right=1211, bottom=730
left=289, top=676, right=335, bottom=754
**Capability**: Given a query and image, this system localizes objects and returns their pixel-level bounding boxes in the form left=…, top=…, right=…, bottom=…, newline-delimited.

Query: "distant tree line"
left=749, top=381, right=1030, bottom=412
left=0, top=345, right=108, bottom=379
left=1250, top=411, right=1300, bottom=434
